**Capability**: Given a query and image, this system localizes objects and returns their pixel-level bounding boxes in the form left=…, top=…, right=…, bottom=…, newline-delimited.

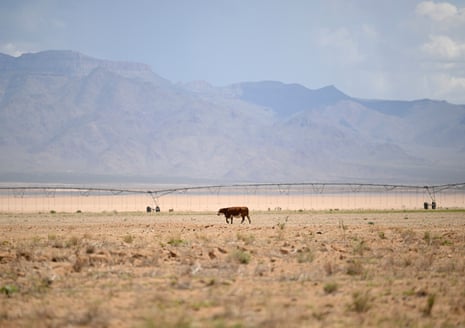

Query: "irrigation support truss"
left=1, top=182, right=464, bottom=199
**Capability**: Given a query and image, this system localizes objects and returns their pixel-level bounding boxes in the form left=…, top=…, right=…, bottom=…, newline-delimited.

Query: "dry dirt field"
left=1, top=210, right=465, bottom=327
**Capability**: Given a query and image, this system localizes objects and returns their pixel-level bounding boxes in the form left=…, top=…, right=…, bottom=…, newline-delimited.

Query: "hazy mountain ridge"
left=0, top=50, right=169, bottom=86
left=0, top=50, right=464, bottom=183
left=230, top=81, right=350, bottom=117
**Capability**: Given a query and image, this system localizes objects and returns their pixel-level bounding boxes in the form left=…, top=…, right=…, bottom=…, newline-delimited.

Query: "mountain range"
left=1, top=50, right=464, bottom=184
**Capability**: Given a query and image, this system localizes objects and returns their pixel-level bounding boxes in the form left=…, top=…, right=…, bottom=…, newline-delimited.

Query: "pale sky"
left=1, top=0, right=465, bottom=104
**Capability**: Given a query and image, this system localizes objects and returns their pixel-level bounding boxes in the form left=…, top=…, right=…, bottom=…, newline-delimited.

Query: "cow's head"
left=217, top=208, right=225, bottom=216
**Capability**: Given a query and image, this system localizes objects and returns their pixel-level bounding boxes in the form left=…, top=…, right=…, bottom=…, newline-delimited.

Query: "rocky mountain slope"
left=1, top=50, right=464, bottom=183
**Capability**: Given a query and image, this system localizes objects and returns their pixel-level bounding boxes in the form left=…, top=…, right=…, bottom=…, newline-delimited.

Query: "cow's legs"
left=247, top=215, right=251, bottom=224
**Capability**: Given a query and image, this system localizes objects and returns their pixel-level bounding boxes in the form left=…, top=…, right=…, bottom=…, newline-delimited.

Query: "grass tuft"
left=423, top=293, right=436, bottom=316
left=0, top=284, right=19, bottom=297
left=232, top=249, right=251, bottom=264
left=123, top=234, right=135, bottom=243
left=323, top=282, right=338, bottom=294
left=297, top=247, right=314, bottom=263
left=346, top=260, right=364, bottom=276
left=237, top=232, right=255, bottom=245
left=350, top=291, right=371, bottom=313
left=167, top=237, right=186, bottom=247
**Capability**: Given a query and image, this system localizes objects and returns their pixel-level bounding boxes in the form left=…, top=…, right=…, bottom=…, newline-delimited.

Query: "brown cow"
left=217, top=207, right=251, bottom=224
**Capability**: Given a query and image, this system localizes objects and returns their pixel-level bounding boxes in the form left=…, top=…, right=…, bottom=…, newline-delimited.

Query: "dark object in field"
left=423, top=202, right=437, bottom=210
left=217, top=207, right=251, bottom=224
left=146, top=206, right=161, bottom=213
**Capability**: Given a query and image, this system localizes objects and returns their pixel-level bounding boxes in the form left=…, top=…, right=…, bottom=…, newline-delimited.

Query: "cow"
left=217, top=207, right=251, bottom=224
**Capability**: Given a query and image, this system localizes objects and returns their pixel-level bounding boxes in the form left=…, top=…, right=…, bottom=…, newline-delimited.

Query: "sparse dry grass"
left=1, top=211, right=465, bottom=327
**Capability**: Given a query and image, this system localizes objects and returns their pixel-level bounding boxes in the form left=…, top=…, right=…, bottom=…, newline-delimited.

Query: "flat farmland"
left=1, top=210, right=465, bottom=327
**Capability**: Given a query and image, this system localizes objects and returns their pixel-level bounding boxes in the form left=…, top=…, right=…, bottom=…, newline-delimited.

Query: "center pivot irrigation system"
left=144, top=182, right=464, bottom=205
left=1, top=182, right=465, bottom=212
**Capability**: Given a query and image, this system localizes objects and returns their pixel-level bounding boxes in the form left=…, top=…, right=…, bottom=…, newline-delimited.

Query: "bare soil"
left=1, top=210, right=465, bottom=327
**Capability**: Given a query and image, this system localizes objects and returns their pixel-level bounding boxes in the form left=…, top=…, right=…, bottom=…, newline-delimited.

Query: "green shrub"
left=323, top=282, right=338, bottom=294
left=0, top=284, right=19, bottom=297
left=233, top=249, right=251, bottom=264
left=167, top=237, right=186, bottom=246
